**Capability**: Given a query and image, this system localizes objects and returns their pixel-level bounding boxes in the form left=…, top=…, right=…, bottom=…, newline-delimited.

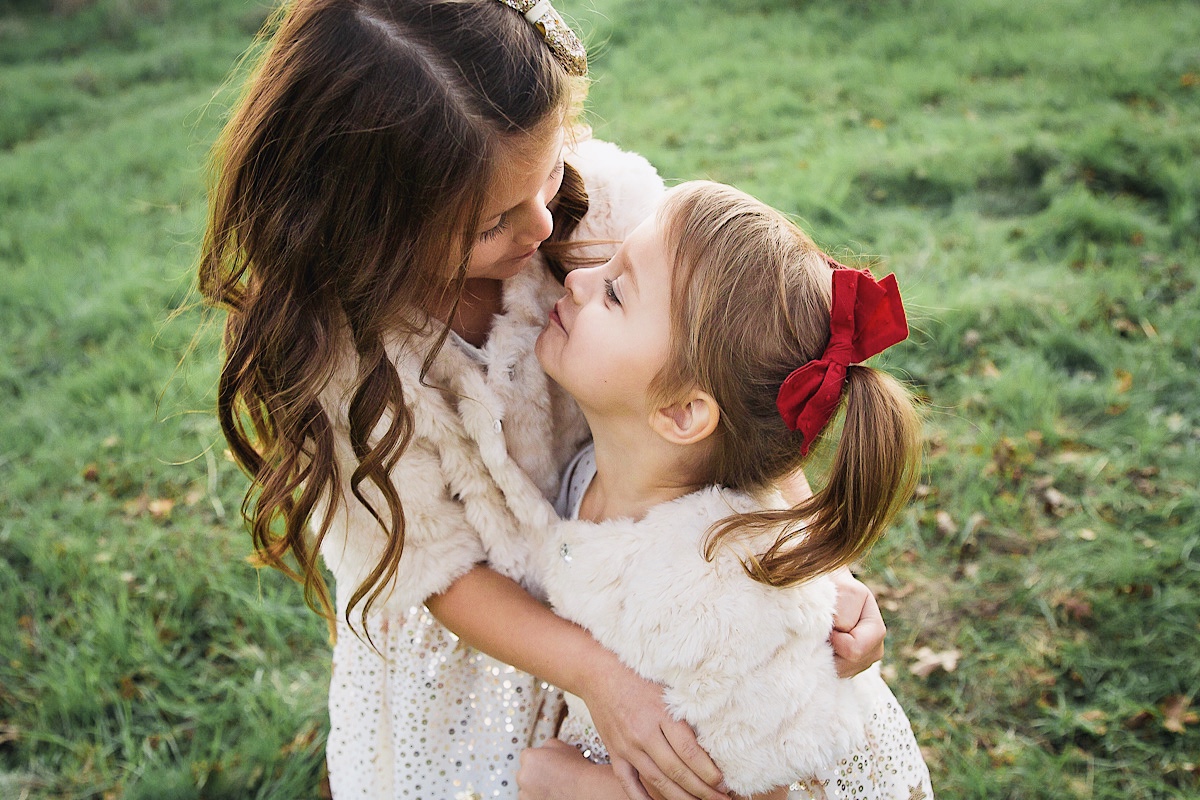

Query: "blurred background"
left=1, top=0, right=1198, bottom=797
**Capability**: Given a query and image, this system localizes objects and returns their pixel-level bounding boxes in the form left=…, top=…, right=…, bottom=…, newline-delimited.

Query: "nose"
left=563, top=264, right=599, bottom=303
left=515, top=200, right=554, bottom=247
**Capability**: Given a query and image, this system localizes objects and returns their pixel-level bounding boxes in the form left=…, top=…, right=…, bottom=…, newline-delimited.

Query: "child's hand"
left=517, top=739, right=627, bottom=800
left=582, top=656, right=730, bottom=800
left=829, top=567, right=886, bottom=678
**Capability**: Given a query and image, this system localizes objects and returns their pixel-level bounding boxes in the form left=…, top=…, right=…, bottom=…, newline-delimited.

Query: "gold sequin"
left=493, top=0, right=588, bottom=76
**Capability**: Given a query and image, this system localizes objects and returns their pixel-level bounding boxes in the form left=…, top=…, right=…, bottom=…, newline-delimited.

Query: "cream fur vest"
left=539, top=484, right=870, bottom=796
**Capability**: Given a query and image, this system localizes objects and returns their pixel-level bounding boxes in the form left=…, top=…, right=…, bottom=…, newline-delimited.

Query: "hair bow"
left=495, top=0, right=588, bottom=76
left=776, top=267, right=909, bottom=454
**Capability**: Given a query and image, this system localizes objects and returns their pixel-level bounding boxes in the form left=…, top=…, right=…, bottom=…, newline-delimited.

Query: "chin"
left=533, top=334, right=562, bottom=381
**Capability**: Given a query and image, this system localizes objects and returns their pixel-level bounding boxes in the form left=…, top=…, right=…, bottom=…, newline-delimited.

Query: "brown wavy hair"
left=655, top=181, right=922, bottom=587
left=198, top=0, right=588, bottom=626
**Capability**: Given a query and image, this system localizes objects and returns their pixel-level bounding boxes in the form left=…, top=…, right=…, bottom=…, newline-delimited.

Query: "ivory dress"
left=546, top=446, right=935, bottom=800
left=317, top=139, right=665, bottom=799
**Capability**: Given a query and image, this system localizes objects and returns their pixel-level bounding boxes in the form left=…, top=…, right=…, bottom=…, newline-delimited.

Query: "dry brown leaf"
left=1052, top=591, right=1093, bottom=623
left=1079, top=709, right=1109, bottom=735
left=1161, top=695, right=1198, bottom=734
left=935, top=510, right=958, bottom=538
left=1041, top=486, right=1071, bottom=516
left=0, top=724, right=18, bottom=747
left=909, top=646, right=961, bottom=678
left=147, top=498, right=175, bottom=519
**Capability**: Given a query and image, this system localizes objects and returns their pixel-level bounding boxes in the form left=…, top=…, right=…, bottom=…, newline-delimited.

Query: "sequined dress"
left=550, top=446, right=935, bottom=800
left=319, top=140, right=665, bottom=799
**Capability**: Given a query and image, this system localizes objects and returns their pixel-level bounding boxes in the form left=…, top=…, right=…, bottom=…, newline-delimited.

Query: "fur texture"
left=541, top=476, right=869, bottom=795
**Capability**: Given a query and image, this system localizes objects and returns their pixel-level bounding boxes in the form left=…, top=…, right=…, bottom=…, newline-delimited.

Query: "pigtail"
left=707, top=366, right=921, bottom=587
left=665, top=180, right=921, bottom=588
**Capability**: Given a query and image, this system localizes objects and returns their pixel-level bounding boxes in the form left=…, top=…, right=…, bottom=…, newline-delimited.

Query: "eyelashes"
left=475, top=215, right=508, bottom=244
left=604, top=278, right=621, bottom=305
left=478, top=160, right=565, bottom=243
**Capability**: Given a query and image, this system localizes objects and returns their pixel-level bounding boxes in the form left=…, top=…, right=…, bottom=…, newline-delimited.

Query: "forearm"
left=426, top=564, right=615, bottom=697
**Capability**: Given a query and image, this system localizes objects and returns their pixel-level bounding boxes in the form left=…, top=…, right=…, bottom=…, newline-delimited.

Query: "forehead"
left=622, top=213, right=672, bottom=284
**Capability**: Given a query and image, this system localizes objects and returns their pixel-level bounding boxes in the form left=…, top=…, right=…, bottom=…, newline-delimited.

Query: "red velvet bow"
left=776, top=267, right=909, bottom=454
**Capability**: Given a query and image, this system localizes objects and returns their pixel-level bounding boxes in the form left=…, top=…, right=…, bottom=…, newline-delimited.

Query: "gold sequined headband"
left=495, top=0, right=587, bottom=76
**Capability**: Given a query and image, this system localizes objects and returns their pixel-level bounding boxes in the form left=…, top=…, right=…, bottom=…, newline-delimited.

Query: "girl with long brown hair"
left=522, top=181, right=932, bottom=799
left=199, top=1, right=886, bottom=797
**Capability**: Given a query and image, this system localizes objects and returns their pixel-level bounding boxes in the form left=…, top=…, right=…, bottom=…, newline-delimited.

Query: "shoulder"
left=567, top=137, right=665, bottom=241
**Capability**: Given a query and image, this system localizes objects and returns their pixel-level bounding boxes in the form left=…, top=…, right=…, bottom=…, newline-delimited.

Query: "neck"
left=578, top=413, right=707, bottom=523
left=443, top=278, right=503, bottom=347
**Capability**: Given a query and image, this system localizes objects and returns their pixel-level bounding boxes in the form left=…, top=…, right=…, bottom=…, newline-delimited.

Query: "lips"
left=549, top=299, right=566, bottom=331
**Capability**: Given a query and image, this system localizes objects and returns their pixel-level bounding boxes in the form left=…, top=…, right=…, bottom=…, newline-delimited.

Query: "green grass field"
left=1, top=0, right=1197, bottom=797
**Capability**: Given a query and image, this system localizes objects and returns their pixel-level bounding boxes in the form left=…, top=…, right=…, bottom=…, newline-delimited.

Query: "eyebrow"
left=619, top=248, right=640, bottom=298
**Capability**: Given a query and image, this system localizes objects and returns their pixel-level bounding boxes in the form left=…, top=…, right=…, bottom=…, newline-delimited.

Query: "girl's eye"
left=479, top=215, right=509, bottom=242
left=604, top=278, right=621, bottom=306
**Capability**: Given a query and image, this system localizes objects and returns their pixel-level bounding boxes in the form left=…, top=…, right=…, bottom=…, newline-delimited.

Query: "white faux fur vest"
left=314, top=139, right=665, bottom=618
left=539, top=481, right=869, bottom=795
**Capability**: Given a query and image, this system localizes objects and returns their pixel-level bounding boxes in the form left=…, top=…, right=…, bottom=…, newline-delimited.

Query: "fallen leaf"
left=1114, top=369, right=1133, bottom=394
left=909, top=646, right=961, bottom=678
left=935, top=511, right=958, bottom=538
left=147, top=498, right=175, bottom=519
left=1080, top=709, right=1109, bottom=735
left=1052, top=591, right=1093, bottom=623
left=82, top=463, right=100, bottom=482
left=1041, top=486, right=1071, bottom=516
left=1161, top=695, right=1198, bottom=734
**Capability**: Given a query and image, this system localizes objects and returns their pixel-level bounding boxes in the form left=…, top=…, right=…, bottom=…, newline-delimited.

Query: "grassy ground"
left=1, top=0, right=1197, bottom=798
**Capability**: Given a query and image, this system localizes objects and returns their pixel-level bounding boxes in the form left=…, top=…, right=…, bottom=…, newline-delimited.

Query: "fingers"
left=660, top=719, right=726, bottom=792
left=830, top=566, right=869, bottom=633
left=613, top=759, right=654, bottom=800
left=831, top=591, right=886, bottom=678
left=617, top=725, right=729, bottom=800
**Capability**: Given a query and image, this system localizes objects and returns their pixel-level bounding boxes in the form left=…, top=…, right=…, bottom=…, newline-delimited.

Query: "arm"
left=427, top=565, right=729, bottom=800
left=777, top=467, right=886, bottom=678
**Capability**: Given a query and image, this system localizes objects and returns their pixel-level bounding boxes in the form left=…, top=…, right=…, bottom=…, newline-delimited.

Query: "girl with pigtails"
left=200, top=0, right=887, bottom=797
left=521, top=181, right=933, bottom=799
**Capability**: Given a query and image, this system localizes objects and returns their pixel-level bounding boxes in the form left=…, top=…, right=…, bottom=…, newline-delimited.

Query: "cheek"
left=468, top=240, right=498, bottom=272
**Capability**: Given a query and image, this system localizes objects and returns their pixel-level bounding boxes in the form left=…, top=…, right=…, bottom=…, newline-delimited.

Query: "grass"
left=1, top=0, right=1198, bottom=797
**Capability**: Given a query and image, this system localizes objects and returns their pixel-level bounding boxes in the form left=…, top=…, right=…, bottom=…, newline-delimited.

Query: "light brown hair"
left=656, top=181, right=922, bottom=587
left=199, top=0, right=587, bottom=627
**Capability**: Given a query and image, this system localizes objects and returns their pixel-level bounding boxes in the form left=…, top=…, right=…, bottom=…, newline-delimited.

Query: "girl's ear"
left=650, top=390, right=721, bottom=446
